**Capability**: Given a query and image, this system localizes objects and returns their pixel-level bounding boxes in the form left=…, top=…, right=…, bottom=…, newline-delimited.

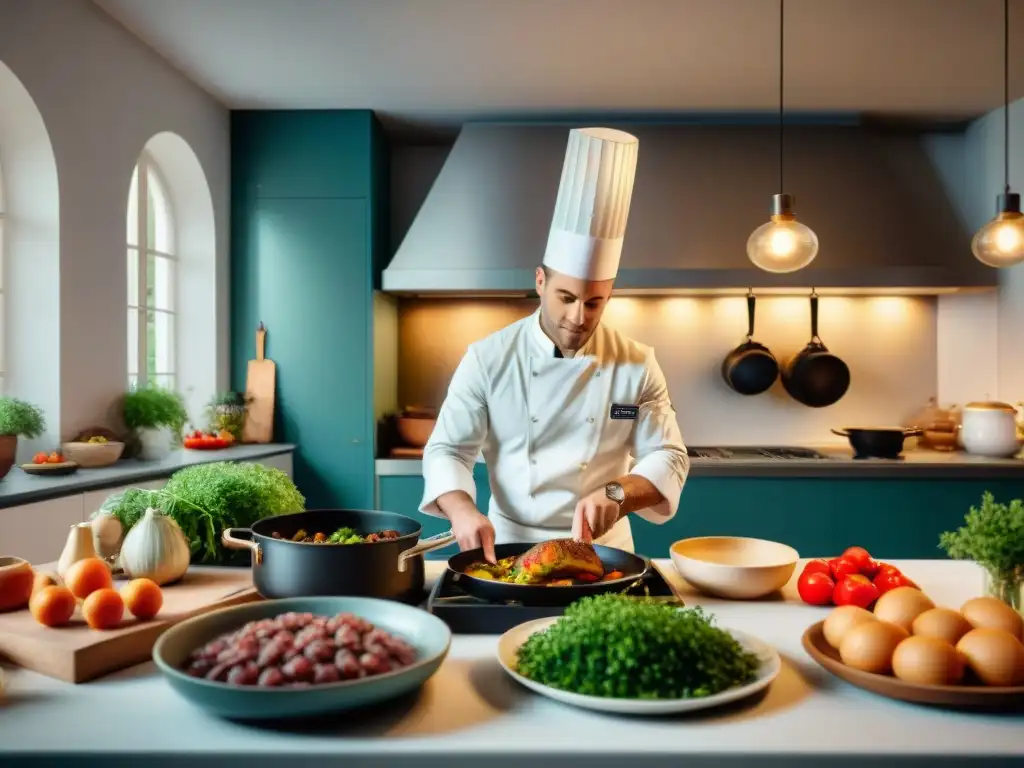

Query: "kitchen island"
left=1, top=559, right=1021, bottom=767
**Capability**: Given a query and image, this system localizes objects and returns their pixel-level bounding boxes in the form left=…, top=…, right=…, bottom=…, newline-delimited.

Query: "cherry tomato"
left=802, top=559, right=831, bottom=578
left=873, top=567, right=917, bottom=594
left=840, top=546, right=873, bottom=572
left=32, top=452, right=49, bottom=465
left=833, top=574, right=880, bottom=609
left=798, top=571, right=835, bottom=605
left=46, top=452, right=63, bottom=464
left=860, top=559, right=881, bottom=578
left=828, top=557, right=861, bottom=581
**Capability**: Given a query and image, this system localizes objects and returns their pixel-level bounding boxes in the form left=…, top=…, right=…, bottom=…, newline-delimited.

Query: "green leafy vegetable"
left=939, top=491, right=1024, bottom=585
left=515, top=593, right=760, bottom=699
left=327, top=527, right=364, bottom=544
left=101, top=461, right=304, bottom=564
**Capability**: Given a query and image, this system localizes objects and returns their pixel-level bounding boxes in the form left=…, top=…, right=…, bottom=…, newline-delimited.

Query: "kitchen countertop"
left=0, top=444, right=296, bottom=508
left=1, top=559, right=1021, bottom=767
left=376, top=445, right=1024, bottom=479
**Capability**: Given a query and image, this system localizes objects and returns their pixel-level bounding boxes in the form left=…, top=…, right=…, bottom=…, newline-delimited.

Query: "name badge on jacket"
left=610, top=404, right=639, bottom=420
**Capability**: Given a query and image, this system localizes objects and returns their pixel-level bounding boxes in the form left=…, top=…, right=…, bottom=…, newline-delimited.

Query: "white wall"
left=0, top=0, right=230, bottom=446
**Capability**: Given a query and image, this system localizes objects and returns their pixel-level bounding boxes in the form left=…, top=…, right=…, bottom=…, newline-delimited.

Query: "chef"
left=419, top=127, right=689, bottom=562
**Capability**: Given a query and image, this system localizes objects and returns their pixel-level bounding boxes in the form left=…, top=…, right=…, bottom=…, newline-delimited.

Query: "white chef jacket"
left=419, top=308, right=689, bottom=552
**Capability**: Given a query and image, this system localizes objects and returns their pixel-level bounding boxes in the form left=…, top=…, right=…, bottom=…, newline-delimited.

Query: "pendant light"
left=747, top=0, right=819, bottom=273
left=972, top=0, right=1024, bottom=268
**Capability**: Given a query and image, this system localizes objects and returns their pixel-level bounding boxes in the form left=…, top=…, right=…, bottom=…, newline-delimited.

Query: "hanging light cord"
left=778, top=0, right=785, bottom=191
left=1004, top=0, right=1010, bottom=195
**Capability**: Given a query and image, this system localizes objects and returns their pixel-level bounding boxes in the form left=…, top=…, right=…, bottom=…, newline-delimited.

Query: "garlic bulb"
left=118, top=507, right=190, bottom=586
left=90, top=513, right=124, bottom=562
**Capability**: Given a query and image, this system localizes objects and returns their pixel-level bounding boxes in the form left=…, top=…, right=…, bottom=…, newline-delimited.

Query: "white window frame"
left=128, top=150, right=177, bottom=391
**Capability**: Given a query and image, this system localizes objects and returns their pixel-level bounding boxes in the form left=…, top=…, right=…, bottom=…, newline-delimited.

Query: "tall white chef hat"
left=542, top=127, right=640, bottom=282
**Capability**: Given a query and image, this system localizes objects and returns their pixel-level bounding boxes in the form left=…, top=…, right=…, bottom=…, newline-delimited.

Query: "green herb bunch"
left=939, top=491, right=1024, bottom=585
left=0, top=398, right=45, bottom=438
left=123, top=385, right=189, bottom=434
left=100, top=461, right=304, bottom=564
left=515, top=594, right=761, bottom=699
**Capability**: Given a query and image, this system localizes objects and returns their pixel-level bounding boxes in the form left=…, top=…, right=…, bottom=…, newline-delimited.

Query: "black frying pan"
left=446, top=542, right=650, bottom=607
left=721, top=291, right=779, bottom=396
left=781, top=291, right=851, bottom=408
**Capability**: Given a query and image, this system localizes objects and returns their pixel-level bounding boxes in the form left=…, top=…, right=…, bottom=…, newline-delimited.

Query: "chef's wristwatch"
left=605, top=481, right=626, bottom=507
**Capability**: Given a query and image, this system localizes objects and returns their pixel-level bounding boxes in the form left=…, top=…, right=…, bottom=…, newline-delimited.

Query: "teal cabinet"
left=378, top=466, right=492, bottom=559
left=375, top=471, right=1024, bottom=560
left=232, top=111, right=376, bottom=200
left=231, top=110, right=386, bottom=510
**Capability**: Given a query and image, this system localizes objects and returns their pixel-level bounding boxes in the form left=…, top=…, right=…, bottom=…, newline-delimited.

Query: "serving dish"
left=153, top=595, right=452, bottom=720
left=497, top=616, right=780, bottom=715
left=670, top=536, right=799, bottom=599
left=802, top=620, right=1024, bottom=710
left=20, top=461, right=79, bottom=476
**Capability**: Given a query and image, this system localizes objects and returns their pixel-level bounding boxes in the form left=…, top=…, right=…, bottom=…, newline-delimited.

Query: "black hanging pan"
left=722, top=291, right=779, bottom=395
left=445, top=542, right=649, bottom=607
left=782, top=291, right=851, bottom=408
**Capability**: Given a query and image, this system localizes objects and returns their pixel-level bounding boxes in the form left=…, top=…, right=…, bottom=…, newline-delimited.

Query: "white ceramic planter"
left=137, top=426, right=173, bottom=461
left=960, top=401, right=1022, bottom=458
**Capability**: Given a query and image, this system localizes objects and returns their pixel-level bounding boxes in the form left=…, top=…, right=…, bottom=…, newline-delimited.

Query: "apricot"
left=120, top=578, right=163, bottom=620
left=29, top=585, right=76, bottom=627
left=64, top=558, right=112, bottom=600
left=81, top=588, right=124, bottom=630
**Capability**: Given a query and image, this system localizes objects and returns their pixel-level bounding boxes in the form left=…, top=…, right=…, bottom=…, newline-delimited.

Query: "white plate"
left=497, top=615, right=781, bottom=715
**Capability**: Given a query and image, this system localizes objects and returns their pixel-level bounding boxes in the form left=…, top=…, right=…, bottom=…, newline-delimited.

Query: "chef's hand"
left=447, top=506, right=498, bottom=564
left=572, top=489, right=622, bottom=543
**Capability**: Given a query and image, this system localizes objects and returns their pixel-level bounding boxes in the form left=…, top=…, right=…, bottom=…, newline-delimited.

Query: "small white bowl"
left=670, top=536, right=799, bottom=600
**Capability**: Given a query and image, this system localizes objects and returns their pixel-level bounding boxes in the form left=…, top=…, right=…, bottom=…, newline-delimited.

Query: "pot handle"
left=809, top=291, right=823, bottom=344
left=830, top=428, right=850, bottom=437
left=397, top=529, right=457, bottom=573
left=746, top=290, right=756, bottom=340
left=222, top=528, right=262, bottom=565
left=902, top=428, right=924, bottom=437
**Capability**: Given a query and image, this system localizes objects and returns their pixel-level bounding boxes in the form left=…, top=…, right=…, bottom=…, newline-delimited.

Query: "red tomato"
left=860, top=559, right=881, bottom=578
left=32, top=452, right=49, bottom=465
left=797, top=571, right=835, bottom=605
left=833, top=574, right=880, bottom=609
left=802, top=559, right=831, bottom=578
left=841, top=546, right=873, bottom=572
left=873, top=567, right=917, bottom=594
left=828, top=557, right=861, bottom=581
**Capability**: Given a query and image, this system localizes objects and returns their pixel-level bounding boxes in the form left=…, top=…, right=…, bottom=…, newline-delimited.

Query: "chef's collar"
left=531, top=308, right=594, bottom=359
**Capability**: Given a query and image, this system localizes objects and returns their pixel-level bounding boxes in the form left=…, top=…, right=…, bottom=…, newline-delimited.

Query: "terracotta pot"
left=0, top=434, right=16, bottom=480
left=0, top=556, right=34, bottom=612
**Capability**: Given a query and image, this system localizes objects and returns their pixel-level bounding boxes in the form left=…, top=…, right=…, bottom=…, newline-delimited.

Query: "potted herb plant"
left=940, top=491, right=1024, bottom=612
left=122, top=385, right=189, bottom=461
left=0, top=398, right=45, bottom=480
left=205, top=391, right=249, bottom=441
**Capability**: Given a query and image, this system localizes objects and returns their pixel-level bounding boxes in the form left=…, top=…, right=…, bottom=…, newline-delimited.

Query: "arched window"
left=127, top=152, right=176, bottom=390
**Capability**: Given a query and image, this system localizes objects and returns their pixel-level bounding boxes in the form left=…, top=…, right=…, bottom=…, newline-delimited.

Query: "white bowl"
left=670, top=536, right=799, bottom=599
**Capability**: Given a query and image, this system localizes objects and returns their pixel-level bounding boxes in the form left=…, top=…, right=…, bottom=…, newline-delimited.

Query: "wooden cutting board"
left=0, top=566, right=259, bottom=683
left=242, top=322, right=276, bottom=444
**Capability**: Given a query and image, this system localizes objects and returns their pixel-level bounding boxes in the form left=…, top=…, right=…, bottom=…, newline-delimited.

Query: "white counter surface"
left=1, top=559, right=1022, bottom=767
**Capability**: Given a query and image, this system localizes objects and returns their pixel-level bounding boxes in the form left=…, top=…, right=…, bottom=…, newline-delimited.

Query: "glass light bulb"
left=972, top=212, right=1024, bottom=268
left=747, top=216, right=819, bottom=274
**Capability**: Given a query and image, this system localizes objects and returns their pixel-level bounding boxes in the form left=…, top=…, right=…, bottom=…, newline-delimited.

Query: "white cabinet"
left=0, top=496, right=85, bottom=566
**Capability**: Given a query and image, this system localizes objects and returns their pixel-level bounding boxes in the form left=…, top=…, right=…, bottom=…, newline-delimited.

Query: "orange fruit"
left=120, top=578, right=163, bottom=620
left=64, top=558, right=113, bottom=599
left=29, top=585, right=76, bottom=627
left=81, top=588, right=124, bottom=630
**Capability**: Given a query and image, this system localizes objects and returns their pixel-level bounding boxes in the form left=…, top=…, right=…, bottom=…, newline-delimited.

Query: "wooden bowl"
left=396, top=416, right=436, bottom=447
left=61, top=441, right=125, bottom=468
left=669, top=536, right=799, bottom=599
left=0, top=556, right=34, bottom=612
left=802, top=620, right=1024, bottom=711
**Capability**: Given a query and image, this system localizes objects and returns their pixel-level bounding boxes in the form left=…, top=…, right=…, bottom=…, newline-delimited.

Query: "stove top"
left=687, top=446, right=830, bottom=460
left=426, top=563, right=681, bottom=634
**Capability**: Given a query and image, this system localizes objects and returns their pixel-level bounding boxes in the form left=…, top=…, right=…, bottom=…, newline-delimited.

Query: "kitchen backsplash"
left=392, top=294, right=997, bottom=447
